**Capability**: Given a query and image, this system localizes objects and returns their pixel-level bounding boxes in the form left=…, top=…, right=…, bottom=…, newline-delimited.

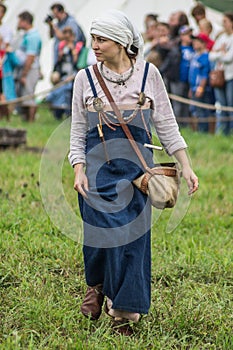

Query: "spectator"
left=0, top=2, right=13, bottom=46
left=209, top=12, right=233, bottom=135
left=17, top=11, right=42, bottom=122
left=143, top=16, right=159, bottom=57
left=143, top=13, right=159, bottom=36
left=2, top=41, right=21, bottom=112
left=155, top=10, right=189, bottom=90
left=198, top=19, right=215, bottom=50
left=0, top=33, right=6, bottom=102
left=188, top=34, right=214, bottom=132
left=157, top=21, right=170, bottom=41
left=165, top=25, right=194, bottom=125
left=52, top=26, right=83, bottom=115
left=54, top=26, right=82, bottom=79
left=45, top=3, right=86, bottom=65
left=145, top=22, right=170, bottom=70
left=191, top=2, right=221, bottom=40
left=168, top=10, right=189, bottom=41
left=199, top=18, right=212, bottom=37
left=45, top=71, right=72, bottom=120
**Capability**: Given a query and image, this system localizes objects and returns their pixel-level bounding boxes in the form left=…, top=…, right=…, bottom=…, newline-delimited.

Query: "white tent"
left=3, top=0, right=222, bottom=95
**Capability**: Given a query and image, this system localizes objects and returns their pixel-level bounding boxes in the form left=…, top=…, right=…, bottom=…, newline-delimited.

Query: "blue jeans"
left=170, top=81, right=190, bottom=127
left=191, top=89, right=215, bottom=133
left=214, top=79, right=233, bottom=135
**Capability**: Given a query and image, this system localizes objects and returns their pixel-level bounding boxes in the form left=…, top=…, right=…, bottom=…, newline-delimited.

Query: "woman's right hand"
left=73, top=163, right=89, bottom=198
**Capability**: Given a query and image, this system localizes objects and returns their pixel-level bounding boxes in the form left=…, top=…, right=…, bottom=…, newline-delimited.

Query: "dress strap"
left=141, top=61, right=150, bottom=93
left=85, top=68, right=98, bottom=97
left=86, top=62, right=149, bottom=99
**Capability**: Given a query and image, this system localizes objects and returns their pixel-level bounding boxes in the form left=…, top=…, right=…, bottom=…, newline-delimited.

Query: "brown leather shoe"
left=81, top=284, right=104, bottom=320
left=112, top=318, right=134, bottom=336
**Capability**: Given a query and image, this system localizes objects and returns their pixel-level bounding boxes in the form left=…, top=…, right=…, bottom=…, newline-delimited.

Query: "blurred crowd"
left=143, top=3, right=233, bottom=135
left=0, top=2, right=232, bottom=134
left=0, top=2, right=93, bottom=122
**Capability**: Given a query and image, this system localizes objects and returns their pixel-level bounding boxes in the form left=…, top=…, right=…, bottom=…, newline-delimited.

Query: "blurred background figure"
left=0, top=2, right=13, bottom=47
left=209, top=12, right=233, bottom=135
left=144, top=21, right=170, bottom=70
left=0, top=33, right=6, bottom=103
left=45, top=71, right=72, bottom=120
left=168, top=10, right=189, bottom=42
left=143, top=13, right=159, bottom=53
left=16, top=11, right=42, bottom=122
left=198, top=19, right=215, bottom=50
left=191, top=2, right=221, bottom=40
left=188, top=34, right=214, bottom=132
left=45, top=3, right=86, bottom=65
left=155, top=10, right=190, bottom=89
left=51, top=26, right=83, bottom=117
left=163, top=25, right=194, bottom=126
left=54, top=26, right=82, bottom=79
left=1, top=36, right=21, bottom=117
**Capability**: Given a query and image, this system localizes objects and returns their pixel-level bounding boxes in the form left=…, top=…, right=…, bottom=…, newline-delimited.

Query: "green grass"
left=0, top=108, right=233, bottom=349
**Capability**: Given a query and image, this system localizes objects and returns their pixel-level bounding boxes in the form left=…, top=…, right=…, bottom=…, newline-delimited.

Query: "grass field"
left=0, top=107, right=233, bottom=349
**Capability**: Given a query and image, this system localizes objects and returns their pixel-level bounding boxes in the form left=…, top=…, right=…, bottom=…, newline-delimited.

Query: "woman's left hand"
left=182, top=166, right=199, bottom=195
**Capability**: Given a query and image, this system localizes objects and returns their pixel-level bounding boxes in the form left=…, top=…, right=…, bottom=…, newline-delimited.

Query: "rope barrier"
left=168, top=93, right=233, bottom=113
left=0, top=74, right=75, bottom=106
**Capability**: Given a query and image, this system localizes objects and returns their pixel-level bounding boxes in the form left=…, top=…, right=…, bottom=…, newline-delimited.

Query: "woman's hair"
left=0, top=2, right=7, bottom=14
left=178, top=12, right=189, bottom=27
left=224, top=12, right=233, bottom=24
left=157, top=22, right=170, bottom=30
left=145, top=14, right=159, bottom=23
left=191, top=3, right=206, bottom=17
left=125, top=45, right=138, bottom=59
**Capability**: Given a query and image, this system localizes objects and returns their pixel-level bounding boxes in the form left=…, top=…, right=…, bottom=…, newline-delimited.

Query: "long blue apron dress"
left=79, top=63, right=154, bottom=314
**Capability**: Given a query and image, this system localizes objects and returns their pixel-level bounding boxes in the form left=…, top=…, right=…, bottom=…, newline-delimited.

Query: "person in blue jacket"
left=3, top=46, right=21, bottom=102
left=188, top=33, right=215, bottom=132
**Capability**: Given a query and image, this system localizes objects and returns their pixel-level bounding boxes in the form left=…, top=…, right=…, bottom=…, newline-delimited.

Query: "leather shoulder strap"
left=93, top=64, right=149, bottom=172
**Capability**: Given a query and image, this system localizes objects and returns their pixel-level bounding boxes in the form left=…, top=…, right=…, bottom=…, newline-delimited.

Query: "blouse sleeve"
left=68, top=69, right=89, bottom=166
left=147, top=64, right=187, bottom=155
left=209, top=35, right=224, bottom=62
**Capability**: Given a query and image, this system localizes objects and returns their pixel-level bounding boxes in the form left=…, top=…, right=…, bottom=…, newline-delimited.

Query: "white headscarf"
left=90, top=9, right=144, bottom=59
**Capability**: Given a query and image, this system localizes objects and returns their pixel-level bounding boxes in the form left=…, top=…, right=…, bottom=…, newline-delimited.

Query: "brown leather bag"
left=93, top=64, right=180, bottom=209
left=209, top=68, right=225, bottom=88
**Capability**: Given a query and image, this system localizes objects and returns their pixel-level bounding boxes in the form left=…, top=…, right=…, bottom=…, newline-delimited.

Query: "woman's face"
left=223, top=16, right=233, bottom=33
left=91, top=34, right=122, bottom=62
left=63, top=30, right=74, bottom=42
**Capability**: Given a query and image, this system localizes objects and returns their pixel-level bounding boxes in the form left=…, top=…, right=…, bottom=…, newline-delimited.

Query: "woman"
left=68, top=10, right=198, bottom=336
left=209, top=12, right=233, bottom=135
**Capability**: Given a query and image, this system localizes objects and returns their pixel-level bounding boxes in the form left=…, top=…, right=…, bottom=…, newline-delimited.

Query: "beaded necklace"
left=100, top=59, right=134, bottom=86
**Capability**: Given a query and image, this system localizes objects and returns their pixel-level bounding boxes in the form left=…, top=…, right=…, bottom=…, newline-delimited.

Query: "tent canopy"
left=201, top=0, right=233, bottom=13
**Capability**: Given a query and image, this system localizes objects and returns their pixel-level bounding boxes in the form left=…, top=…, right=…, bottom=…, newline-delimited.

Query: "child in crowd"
left=198, top=19, right=215, bottom=50
left=188, top=34, right=215, bottom=132
left=54, top=26, right=83, bottom=79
